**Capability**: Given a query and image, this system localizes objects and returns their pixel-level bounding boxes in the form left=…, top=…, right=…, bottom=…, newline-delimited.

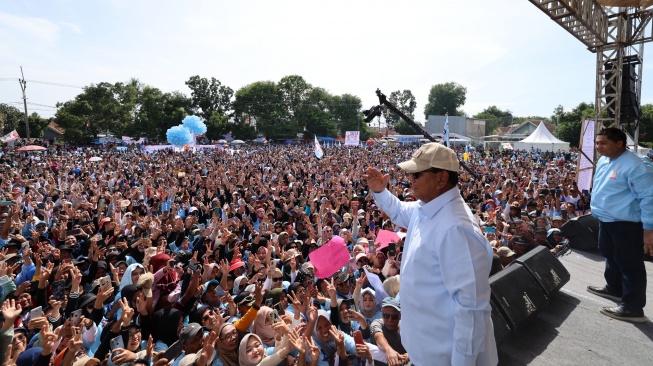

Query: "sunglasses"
left=410, top=168, right=442, bottom=180
left=272, top=277, right=283, bottom=282
left=382, top=313, right=400, bottom=320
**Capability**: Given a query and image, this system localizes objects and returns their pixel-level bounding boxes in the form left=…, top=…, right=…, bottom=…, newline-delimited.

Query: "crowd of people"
left=0, top=139, right=596, bottom=366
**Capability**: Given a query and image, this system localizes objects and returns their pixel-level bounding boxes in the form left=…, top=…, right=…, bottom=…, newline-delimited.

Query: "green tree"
left=278, top=75, right=312, bottom=126
left=387, top=90, right=417, bottom=128
left=638, top=104, right=653, bottom=144
left=55, top=82, right=134, bottom=143
left=185, top=76, right=233, bottom=139
left=472, top=106, right=513, bottom=135
left=394, top=119, right=414, bottom=135
left=0, top=104, right=25, bottom=135
left=424, top=82, right=467, bottom=118
left=331, top=94, right=371, bottom=139
left=233, top=81, right=295, bottom=139
left=298, top=87, right=336, bottom=137
left=554, top=102, right=594, bottom=147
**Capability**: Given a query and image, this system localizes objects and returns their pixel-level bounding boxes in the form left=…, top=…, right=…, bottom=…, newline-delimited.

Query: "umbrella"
left=17, top=145, right=46, bottom=152
left=366, top=139, right=376, bottom=146
left=89, top=157, right=103, bottom=162
left=231, top=140, right=245, bottom=144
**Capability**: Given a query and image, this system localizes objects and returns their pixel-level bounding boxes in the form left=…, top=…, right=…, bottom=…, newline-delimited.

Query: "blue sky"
left=1, top=0, right=651, bottom=122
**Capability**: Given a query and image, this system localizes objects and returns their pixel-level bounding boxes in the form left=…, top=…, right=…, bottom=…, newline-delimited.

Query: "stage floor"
left=497, top=249, right=653, bottom=365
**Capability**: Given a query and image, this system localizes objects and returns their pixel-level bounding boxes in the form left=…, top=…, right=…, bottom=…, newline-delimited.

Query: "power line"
left=25, top=79, right=84, bottom=88
left=27, top=102, right=57, bottom=108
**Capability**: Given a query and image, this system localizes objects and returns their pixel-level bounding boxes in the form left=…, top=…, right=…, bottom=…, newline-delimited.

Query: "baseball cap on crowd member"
left=381, top=296, right=401, bottom=312
left=496, top=247, right=516, bottom=258
left=234, top=292, right=255, bottom=307
left=552, top=216, right=563, bottom=222
left=398, top=143, right=459, bottom=173
left=512, top=236, right=529, bottom=246
left=179, top=323, right=202, bottom=345
left=355, top=253, right=369, bottom=263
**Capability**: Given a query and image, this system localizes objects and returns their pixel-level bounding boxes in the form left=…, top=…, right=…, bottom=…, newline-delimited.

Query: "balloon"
left=182, top=115, right=207, bottom=135
left=166, top=125, right=193, bottom=146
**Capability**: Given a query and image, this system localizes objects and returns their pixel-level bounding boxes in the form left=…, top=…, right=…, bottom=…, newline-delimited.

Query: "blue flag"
left=443, top=113, right=450, bottom=147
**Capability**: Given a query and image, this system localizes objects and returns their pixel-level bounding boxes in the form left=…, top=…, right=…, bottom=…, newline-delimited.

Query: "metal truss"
left=529, top=0, right=653, bottom=134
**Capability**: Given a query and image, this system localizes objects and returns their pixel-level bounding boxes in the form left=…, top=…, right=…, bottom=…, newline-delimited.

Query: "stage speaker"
left=490, top=298, right=512, bottom=344
left=514, top=246, right=570, bottom=296
left=561, top=214, right=599, bottom=251
left=489, top=263, right=549, bottom=330
left=604, top=62, right=641, bottom=124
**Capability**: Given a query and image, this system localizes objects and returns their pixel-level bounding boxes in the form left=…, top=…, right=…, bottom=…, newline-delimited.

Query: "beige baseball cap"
left=398, top=143, right=459, bottom=173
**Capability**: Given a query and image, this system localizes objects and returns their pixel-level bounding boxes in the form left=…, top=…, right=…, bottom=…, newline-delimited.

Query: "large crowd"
left=0, top=140, right=591, bottom=366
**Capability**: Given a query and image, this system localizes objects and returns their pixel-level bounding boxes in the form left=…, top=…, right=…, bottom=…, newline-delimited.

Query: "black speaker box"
left=604, top=62, right=641, bottom=124
left=514, top=246, right=570, bottom=296
left=491, top=298, right=512, bottom=344
left=489, top=263, right=549, bottom=329
left=561, top=214, right=599, bottom=251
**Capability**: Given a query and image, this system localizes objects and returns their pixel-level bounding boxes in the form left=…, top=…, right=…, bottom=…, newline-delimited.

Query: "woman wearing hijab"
left=238, top=333, right=296, bottom=366
left=150, top=253, right=179, bottom=309
left=215, top=323, right=241, bottom=366
left=352, top=277, right=381, bottom=326
left=232, top=275, right=248, bottom=296
left=309, top=309, right=356, bottom=366
left=119, top=263, right=145, bottom=291
left=333, top=299, right=370, bottom=340
left=251, top=307, right=276, bottom=348
left=264, top=288, right=288, bottom=316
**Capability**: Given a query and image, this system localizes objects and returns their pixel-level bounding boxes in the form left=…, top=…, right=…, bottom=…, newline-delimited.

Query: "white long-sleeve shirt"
left=372, top=187, right=497, bottom=366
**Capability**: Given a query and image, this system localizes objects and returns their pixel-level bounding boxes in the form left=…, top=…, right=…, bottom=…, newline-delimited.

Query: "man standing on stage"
left=587, top=127, right=653, bottom=322
left=365, top=143, right=497, bottom=366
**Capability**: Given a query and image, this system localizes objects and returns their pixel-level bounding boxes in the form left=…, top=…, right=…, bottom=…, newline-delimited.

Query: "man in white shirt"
left=365, top=143, right=497, bottom=366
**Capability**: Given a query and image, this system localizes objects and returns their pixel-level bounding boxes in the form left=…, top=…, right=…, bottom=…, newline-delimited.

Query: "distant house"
left=42, top=121, right=64, bottom=141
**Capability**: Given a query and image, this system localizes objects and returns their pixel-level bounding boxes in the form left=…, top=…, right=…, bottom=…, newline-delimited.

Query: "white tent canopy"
left=514, top=123, right=570, bottom=152
left=625, top=132, right=651, bottom=156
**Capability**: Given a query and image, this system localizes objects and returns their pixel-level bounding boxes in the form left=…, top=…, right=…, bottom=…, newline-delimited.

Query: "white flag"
left=314, top=136, right=324, bottom=159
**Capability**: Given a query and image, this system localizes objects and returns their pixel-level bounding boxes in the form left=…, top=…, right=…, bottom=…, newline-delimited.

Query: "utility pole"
left=19, top=67, right=30, bottom=139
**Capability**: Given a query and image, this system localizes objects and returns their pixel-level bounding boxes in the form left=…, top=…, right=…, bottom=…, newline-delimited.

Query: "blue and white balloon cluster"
left=166, top=125, right=193, bottom=146
left=166, top=115, right=207, bottom=146
left=182, top=115, right=207, bottom=135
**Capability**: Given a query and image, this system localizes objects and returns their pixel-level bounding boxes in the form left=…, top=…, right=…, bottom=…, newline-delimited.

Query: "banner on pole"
left=345, top=131, right=360, bottom=146
left=0, top=130, right=20, bottom=143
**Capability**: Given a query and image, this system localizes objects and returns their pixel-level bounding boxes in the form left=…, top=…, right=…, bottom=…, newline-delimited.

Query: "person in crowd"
left=0, top=136, right=586, bottom=366
left=364, top=143, right=497, bottom=365
left=587, top=127, right=653, bottom=322
left=370, top=297, right=406, bottom=366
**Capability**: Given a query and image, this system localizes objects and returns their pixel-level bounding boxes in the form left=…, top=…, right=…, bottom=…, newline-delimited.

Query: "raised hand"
left=287, top=291, right=302, bottom=315
left=287, top=329, right=304, bottom=354
left=1, top=299, right=22, bottom=323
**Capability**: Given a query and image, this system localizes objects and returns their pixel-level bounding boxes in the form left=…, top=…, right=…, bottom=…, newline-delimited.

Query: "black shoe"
left=587, top=286, right=622, bottom=302
left=600, top=305, right=647, bottom=323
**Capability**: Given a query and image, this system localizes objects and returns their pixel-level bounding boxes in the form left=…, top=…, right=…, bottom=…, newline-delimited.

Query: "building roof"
left=46, top=121, right=65, bottom=135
